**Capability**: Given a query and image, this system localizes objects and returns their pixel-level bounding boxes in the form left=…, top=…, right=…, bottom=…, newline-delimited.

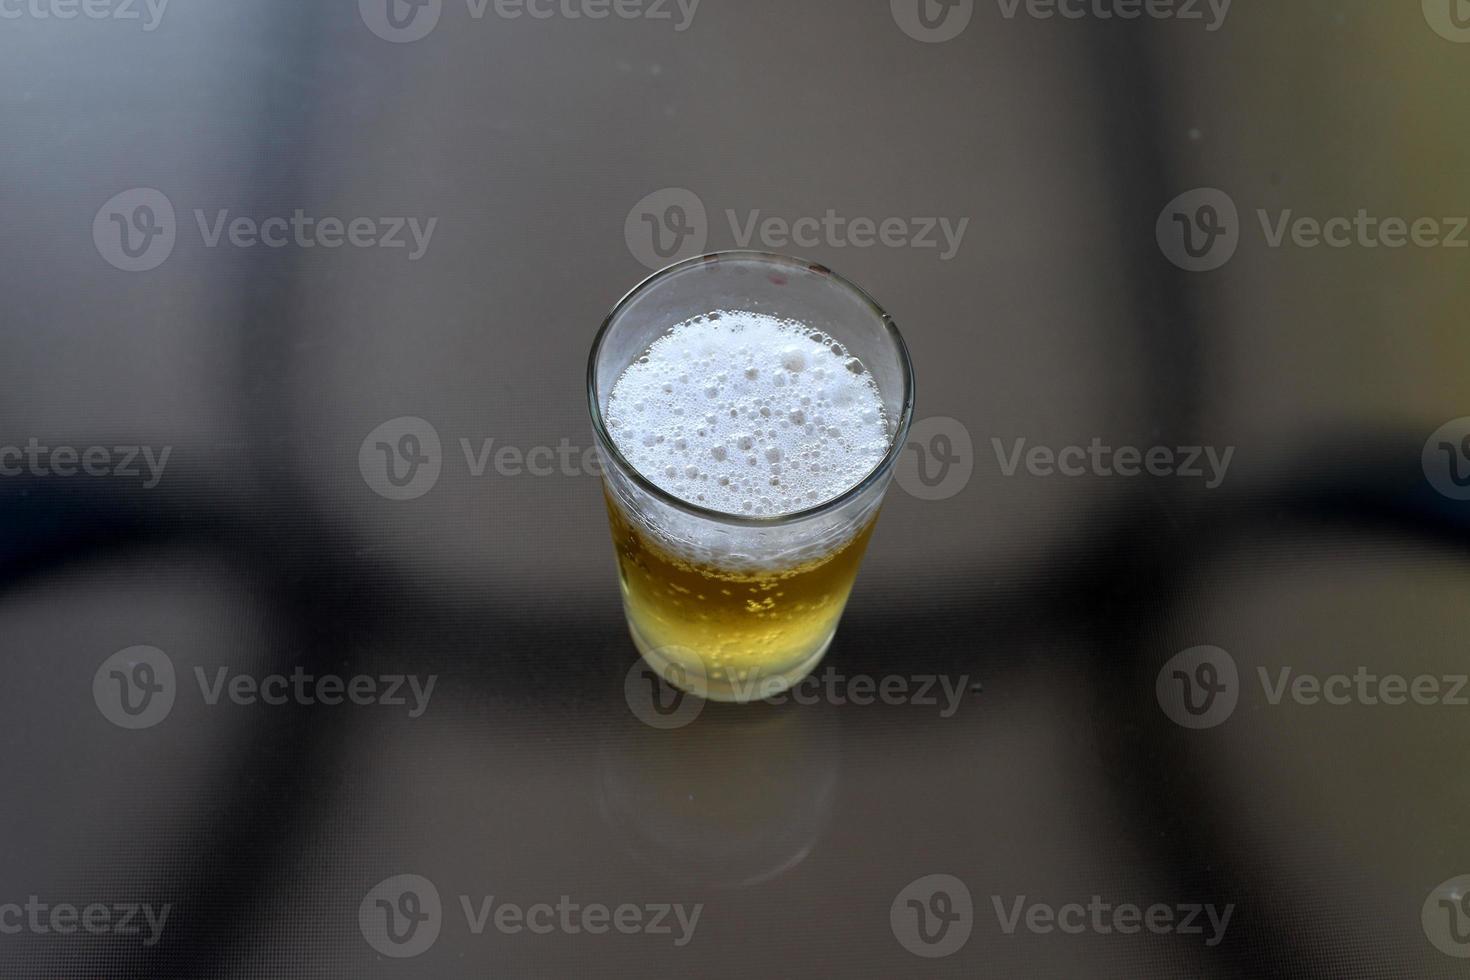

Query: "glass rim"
left=587, top=250, right=916, bottom=529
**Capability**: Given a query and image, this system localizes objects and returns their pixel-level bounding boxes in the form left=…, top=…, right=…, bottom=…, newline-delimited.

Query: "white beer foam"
left=606, top=311, right=890, bottom=518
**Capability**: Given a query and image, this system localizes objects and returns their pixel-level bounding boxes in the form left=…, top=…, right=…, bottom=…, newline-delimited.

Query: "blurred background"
left=2, top=0, right=1469, bottom=976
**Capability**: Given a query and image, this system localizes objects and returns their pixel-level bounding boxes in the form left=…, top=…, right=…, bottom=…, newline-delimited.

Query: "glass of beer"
left=588, top=251, right=915, bottom=703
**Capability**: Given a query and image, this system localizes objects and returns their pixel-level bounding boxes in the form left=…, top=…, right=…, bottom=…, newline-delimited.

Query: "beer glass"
left=588, top=252, right=915, bottom=702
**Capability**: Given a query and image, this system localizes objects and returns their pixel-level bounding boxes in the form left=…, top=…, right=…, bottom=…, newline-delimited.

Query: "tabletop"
left=2, top=0, right=1469, bottom=976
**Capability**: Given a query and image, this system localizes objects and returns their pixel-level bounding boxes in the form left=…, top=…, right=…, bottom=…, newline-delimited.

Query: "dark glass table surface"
left=2, top=1, right=1468, bottom=976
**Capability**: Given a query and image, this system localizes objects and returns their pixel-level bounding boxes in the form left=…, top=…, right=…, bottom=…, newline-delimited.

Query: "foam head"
left=605, top=311, right=891, bottom=518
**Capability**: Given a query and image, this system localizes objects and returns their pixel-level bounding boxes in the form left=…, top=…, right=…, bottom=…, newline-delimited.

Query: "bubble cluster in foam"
left=605, top=310, right=891, bottom=517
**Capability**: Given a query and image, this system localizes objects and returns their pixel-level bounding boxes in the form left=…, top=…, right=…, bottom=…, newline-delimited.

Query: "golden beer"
left=606, top=493, right=878, bottom=700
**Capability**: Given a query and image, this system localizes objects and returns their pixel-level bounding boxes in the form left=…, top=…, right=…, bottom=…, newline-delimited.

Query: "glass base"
left=628, top=620, right=836, bottom=704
